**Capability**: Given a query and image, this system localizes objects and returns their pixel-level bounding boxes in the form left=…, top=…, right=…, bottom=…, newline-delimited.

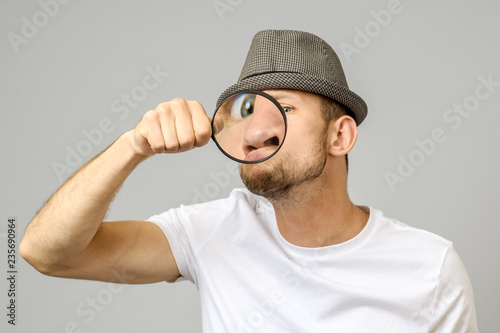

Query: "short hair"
left=319, top=96, right=352, bottom=171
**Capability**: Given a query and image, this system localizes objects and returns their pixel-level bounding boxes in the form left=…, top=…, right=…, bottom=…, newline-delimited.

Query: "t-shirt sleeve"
left=147, top=206, right=199, bottom=284
left=145, top=189, right=255, bottom=285
left=428, top=244, right=478, bottom=332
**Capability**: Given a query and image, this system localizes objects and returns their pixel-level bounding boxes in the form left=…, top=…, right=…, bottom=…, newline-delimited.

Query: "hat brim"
left=216, top=72, right=367, bottom=125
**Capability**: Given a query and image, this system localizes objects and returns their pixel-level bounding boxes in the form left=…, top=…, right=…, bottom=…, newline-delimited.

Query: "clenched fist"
left=127, top=98, right=212, bottom=157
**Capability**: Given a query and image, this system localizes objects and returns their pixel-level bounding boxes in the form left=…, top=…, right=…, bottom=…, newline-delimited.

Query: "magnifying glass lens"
left=212, top=90, right=287, bottom=164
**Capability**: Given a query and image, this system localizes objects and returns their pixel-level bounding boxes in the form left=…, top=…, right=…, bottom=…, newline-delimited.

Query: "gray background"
left=1, top=0, right=498, bottom=332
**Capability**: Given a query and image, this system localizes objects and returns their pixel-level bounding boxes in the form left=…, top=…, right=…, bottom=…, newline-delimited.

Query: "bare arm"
left=20, top=99, right=211, bottom=283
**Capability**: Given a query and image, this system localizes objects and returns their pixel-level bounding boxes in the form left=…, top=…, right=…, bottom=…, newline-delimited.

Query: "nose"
left=242, top=95, right=286, bottom=159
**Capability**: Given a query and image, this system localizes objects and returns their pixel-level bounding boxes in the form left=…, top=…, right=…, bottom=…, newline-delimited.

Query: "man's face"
left=239, top=89, right=329, bottom=201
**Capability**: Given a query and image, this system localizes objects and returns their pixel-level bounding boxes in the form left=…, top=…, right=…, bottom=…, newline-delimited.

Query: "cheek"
left=282, top=117, right=323, bottom=151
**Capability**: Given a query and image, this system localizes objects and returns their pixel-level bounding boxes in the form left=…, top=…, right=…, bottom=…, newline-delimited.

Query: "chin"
left=240, top=161, right=287, bottom=198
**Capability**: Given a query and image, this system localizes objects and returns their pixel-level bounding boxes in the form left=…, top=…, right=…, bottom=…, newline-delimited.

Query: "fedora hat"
left=216, top=29, right=368, bottom=125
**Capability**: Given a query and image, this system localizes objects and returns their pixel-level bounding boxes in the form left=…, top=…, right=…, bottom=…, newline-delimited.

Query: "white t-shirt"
left=148, top=188, right=478, bottom=333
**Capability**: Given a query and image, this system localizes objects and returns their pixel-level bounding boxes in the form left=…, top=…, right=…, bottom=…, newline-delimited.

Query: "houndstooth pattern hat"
left=216, top=30, right=368, bottom=125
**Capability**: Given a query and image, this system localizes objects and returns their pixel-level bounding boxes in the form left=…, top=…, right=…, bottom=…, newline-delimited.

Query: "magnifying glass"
left=211, top=90, right=287, bottom=164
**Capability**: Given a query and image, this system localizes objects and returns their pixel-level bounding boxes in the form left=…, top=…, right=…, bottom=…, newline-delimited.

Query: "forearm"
left=20, top=130, right=147, bottom=271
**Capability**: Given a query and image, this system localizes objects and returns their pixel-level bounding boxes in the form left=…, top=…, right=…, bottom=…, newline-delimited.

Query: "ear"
left=327, top=115, right=358, bottom=157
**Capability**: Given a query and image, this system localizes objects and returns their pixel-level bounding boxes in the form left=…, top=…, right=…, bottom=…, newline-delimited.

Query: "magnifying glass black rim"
left=211, top=89, right=288, bottom=164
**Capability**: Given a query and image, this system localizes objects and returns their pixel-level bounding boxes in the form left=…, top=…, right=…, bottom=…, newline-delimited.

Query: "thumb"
left=212, top=116, right=224, bottom=136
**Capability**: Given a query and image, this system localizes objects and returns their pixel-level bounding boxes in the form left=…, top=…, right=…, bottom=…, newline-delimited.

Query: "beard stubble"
left=240, top=125, right=329, bottom=203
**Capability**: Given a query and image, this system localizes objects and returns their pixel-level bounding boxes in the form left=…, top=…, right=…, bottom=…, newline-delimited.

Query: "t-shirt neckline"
left=260, top=201, right=377, bottom=257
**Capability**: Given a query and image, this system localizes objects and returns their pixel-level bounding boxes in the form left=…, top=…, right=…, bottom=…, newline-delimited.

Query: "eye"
left=282, top=106, right=293, bottom=113
left=229, top=94, right=255, bottom=119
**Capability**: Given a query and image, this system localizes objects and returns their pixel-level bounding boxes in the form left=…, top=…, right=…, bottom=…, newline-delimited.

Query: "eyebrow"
left=265, top=91, right=297, bottom=102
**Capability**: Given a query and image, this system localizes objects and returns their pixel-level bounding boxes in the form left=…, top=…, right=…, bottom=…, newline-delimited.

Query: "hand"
left=128, top=98, right=212, bottom=157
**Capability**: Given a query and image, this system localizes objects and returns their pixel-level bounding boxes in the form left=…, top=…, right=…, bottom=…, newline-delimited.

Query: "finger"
left=139, top=110, right=166, bottom=155
left=211, top=115, right=224, bottom=136
left=173, top=102, right=196, bottom=152
left=156, top=102, right=180, bottom=152
left=189, top=101, right=212, bottom=147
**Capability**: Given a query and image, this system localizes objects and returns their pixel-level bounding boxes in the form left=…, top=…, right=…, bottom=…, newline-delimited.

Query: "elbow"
left=19, top=238, right=63, bottom=277
left=19, top=237, right=34, bottom=266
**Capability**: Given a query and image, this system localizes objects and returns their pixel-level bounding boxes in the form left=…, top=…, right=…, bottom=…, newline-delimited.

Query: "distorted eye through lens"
left=229, top=94, right=255, bottom=119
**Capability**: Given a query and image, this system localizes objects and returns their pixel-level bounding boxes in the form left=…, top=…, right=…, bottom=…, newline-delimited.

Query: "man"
left=20, top=30, right=478, bottom=332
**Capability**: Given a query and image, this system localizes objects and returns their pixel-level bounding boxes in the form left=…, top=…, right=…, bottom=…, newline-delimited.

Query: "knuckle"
left=150, top=144, right=165, bottom=154
left=155, top=98, right=188, bottom=117
left=169, top=98, right=187, bottom=107
left=155, top=102, right=169, bottom=113
left=178, top=135, right=195, bottom=149
left=197, top=127, right=212, bottom=142
left=199, top=123, right=212, bottom=135
left=188, top=100, right=203, bottom=109
left=142, top=109, right=158, bottom=121
left=164, top=143, right=179, bottom=153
